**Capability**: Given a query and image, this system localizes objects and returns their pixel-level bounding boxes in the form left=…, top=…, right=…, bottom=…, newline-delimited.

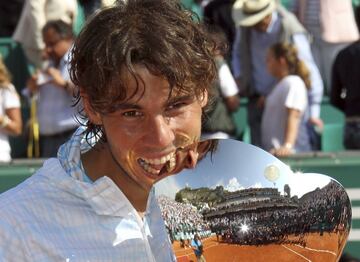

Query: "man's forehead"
left=122, top=86, right=196, bottom=104
left=120, top=70, right=193, bottom=94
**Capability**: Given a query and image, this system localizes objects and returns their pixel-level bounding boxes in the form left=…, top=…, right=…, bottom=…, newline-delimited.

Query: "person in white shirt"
left=262, top=42, right=311, bottom=156
left=24, top=20, right=79, bottom=157
left=0, top=0, right=218, bottom=261
left=0, top=56, right=22, bottom=162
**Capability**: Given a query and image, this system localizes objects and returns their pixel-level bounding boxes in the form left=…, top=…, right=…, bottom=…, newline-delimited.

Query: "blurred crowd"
left=157, top=195, right=212, bottom=243
left=205, top=181, right=350, bottom=246
left=1, top=0, right=360, bottom=162
left=157, top=180, right=351, bottom=249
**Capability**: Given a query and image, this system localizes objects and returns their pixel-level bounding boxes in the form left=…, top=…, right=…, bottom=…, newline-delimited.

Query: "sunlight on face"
left=85, top=65, right=208, bottom=192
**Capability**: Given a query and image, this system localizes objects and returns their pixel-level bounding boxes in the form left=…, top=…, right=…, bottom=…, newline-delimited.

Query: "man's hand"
left=26, top=74, right=39, bottom=95
left=224, top=95, right=240, bottom=113
left=309, top=117, right=324, bottom=133
left=270, top=146, right=293, bottom=157
left=46, top=67, right=67, bottom=88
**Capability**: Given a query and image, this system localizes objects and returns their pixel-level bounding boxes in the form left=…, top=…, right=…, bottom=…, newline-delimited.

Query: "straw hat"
left=232, top=0, right=276, bottom=27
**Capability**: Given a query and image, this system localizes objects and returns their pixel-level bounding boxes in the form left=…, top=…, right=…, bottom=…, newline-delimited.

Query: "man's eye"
left=122, top=111, right=142, bottom=117
left=167, top=102, right=188, bottom=111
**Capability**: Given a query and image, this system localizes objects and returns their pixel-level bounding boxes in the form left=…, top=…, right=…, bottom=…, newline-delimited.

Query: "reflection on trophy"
left=155, top=139, right=352, bottom=262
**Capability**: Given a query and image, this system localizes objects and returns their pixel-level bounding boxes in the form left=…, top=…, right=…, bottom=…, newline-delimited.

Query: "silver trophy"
left=155, top=139, right=351, bottom=262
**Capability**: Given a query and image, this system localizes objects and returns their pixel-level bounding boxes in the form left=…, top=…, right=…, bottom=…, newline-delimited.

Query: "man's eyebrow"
left=113, top=103, right=142, bottom=110
left=167, top=95, right=194, bottom=105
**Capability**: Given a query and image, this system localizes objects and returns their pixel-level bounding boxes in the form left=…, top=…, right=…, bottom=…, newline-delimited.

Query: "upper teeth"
left=142, top=153, right=174, bottom=165
left=139, top=152, right=176, bottom=175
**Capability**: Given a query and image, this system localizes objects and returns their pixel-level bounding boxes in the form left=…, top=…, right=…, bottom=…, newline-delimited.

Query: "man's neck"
left=81, top=143, right=150, bottom=213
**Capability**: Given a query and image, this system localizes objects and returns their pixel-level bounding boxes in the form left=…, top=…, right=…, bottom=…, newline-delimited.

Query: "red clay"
left=172, top=232, right=347, bottom=262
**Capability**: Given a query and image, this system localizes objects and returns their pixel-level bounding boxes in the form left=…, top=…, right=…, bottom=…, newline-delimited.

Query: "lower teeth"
left=139, top=157, right=176, bottom=176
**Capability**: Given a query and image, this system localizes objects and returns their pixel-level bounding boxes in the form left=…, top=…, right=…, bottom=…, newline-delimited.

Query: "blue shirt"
left=0, top=127, right=176, bottom=261
left=191, top=239, right=203, bottom=257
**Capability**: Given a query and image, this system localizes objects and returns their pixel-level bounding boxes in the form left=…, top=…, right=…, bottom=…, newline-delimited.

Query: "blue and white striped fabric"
left=0, top=127, right=176, bottom=261
left=57, top=126, right=94, bottom=183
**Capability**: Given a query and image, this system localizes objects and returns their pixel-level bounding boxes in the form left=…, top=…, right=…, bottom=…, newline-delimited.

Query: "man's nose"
left=145, top=115, right=175, bottom=148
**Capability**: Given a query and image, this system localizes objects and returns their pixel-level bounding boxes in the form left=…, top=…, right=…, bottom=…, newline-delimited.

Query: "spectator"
left=0, top=0, right=217, bottom=260
left=262, top=42, right=311, bottom=156
left=288, top=0, right=359, bottom=93
left=231, top=0, right=323, bottom=150
left=330, top=40, right=360, bottom=150
left=0, top=56, right=22, bottom=162
left=23, top=20, right=79, bottom=157
left=12, top=0, right=77, bottom=69
left=202, top=27, right=240, bottom=140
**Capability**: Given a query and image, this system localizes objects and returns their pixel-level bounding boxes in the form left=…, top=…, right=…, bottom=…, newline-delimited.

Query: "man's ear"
left=200, top=90, right=208, bottom=108
left=80, top=88, right=102, bottom=125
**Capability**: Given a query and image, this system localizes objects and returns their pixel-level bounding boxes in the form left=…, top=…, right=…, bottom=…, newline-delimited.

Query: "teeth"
left=166, top=157, right=176, bottom=172
left=143, top=153, right=173, bottom=165
left=139, top=152, right=176, bottom=175
left=142, top=153, right=175, bottom=165
left=142, top=163, right=161, bottom=175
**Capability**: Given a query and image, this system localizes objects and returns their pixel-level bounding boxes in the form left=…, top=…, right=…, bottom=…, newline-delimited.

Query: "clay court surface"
left=173, top=233, right=346, bottom=262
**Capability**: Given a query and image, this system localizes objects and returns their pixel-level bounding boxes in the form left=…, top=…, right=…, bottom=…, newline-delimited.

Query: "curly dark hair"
left=70, top=0, right=217, bottom=144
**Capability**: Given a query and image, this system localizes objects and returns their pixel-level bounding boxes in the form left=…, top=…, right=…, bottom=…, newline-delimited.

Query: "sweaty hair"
left=42, top=20, right=74, bottom=40
left=0, top=55, right=11, bottom=87
left=270, top=42, right=311, bottom=89
left=70, top=0, right=217, bottom=142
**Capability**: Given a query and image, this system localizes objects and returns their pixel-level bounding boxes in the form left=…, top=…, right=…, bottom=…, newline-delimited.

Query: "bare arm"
left=271, top=108, right=301, bottom=157
left=0, top=107, right=22, bottom=136
left=224, top=95, right=240, bottom=113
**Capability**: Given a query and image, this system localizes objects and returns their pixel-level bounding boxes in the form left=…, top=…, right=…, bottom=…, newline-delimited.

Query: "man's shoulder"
left=0, top=159, right=64, bottom=216
left=277, top=5, right=306, bottom=34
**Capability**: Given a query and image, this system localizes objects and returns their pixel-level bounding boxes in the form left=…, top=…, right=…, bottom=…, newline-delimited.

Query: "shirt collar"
left=57, top=126, right=93, bottom=182
left=55, top=127, right=129, bottom=216
left=54, top=126, right=156, bottom=217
